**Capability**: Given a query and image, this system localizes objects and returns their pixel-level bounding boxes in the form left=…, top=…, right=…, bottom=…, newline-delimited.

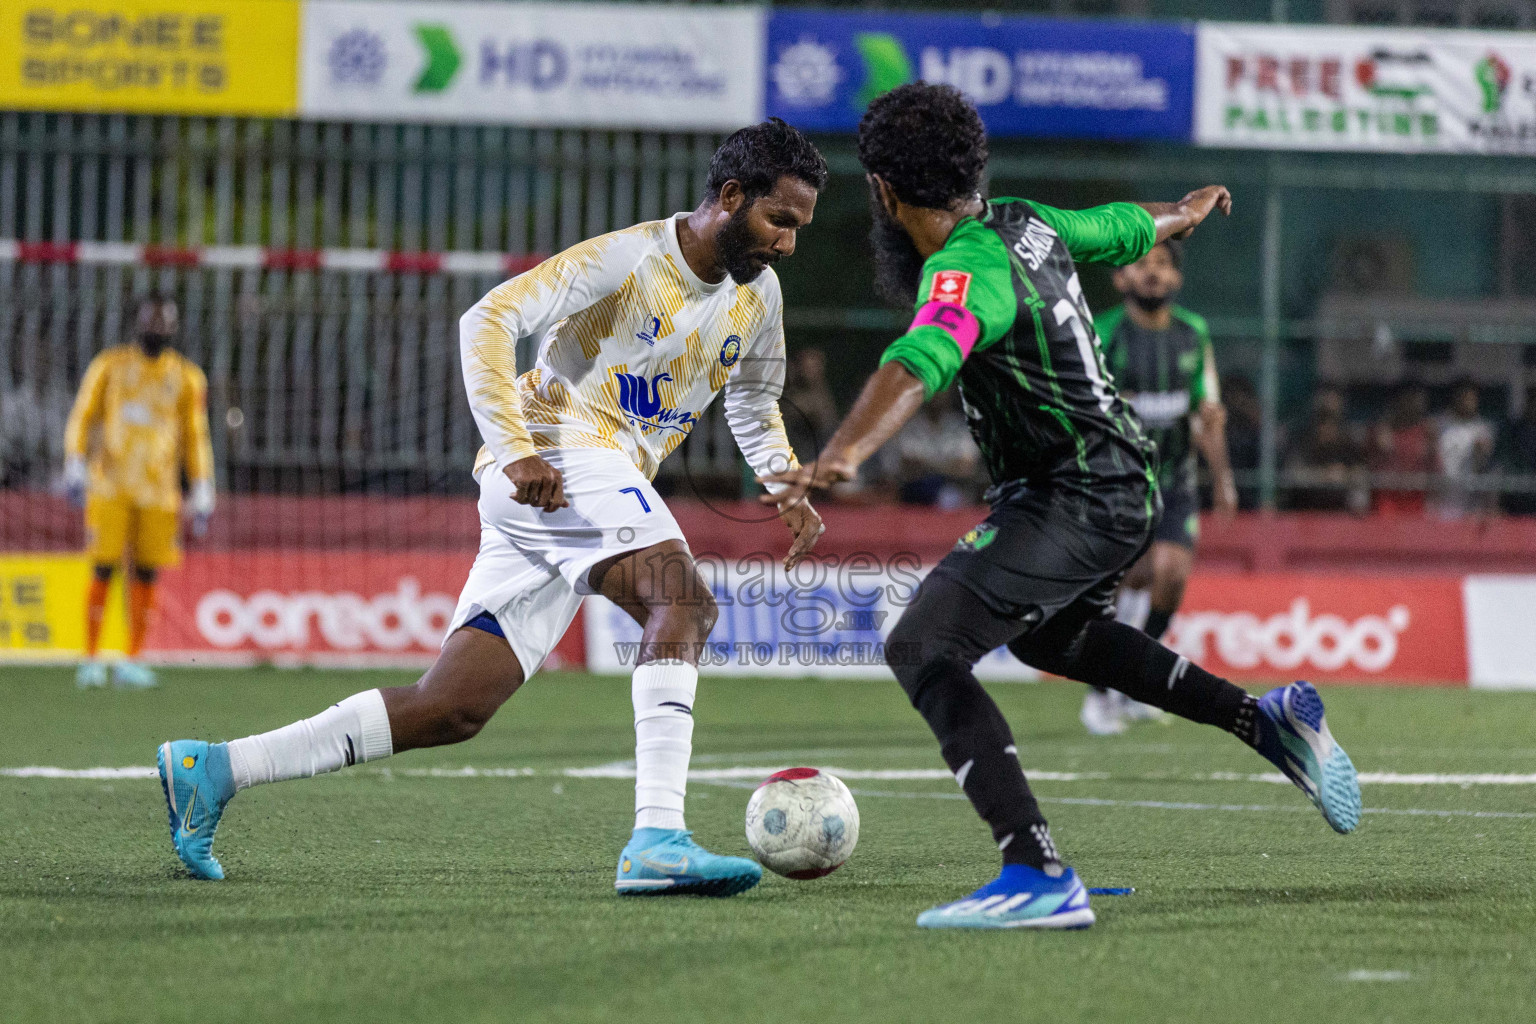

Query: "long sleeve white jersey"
left=460, top=214, right=799, bottom=483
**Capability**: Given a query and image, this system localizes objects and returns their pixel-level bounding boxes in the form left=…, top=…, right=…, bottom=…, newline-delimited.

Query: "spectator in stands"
left=1221, top=374, right=1263, bottom=510
left=1499, top=384, right=1536, bottom=516
left=1368, top=379, right=1434, bottom=515
left=881, top=387, right=981, bottom=509
left=1284, top=384, right=1366, bottom=511
left=1434, top=379, right=1494, bottom=520
left=782, top=347, right=840, bottom=467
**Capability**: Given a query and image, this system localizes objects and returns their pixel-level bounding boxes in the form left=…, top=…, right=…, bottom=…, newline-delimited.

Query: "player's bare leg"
left=590, top=540, right=762, bottom=896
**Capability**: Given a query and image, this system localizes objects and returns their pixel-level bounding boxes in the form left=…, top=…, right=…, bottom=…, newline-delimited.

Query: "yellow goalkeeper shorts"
left=85, top=496, right=181, bottom=569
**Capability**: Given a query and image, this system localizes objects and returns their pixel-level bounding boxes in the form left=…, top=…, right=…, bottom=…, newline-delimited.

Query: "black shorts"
left=927, top=482, right=1155, bottom=647
left=1153, top=484, right=1199, bottom=548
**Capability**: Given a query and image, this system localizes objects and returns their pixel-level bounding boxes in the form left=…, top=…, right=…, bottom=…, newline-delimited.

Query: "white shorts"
left=448, top=448, right=686, bottom=678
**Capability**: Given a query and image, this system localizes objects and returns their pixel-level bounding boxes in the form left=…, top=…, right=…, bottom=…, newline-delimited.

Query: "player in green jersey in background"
left=1079, top=240, right=1240, bottom=736
left=766, top=83, right=1359, bottom=930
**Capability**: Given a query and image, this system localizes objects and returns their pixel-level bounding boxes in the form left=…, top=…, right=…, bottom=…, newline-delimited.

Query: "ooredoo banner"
left=1166, top=573, right=1467, bottom=684
left=767, top=9, right=1195, bottom=140
left=1196, top=22, right=1536, bottom=153
left=300, top=0, right=764, bottom=130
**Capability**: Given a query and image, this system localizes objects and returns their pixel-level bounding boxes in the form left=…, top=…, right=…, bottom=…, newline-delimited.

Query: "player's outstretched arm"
left=1137, top=185, right=1232, bottom=244
left=61, top=352, right=110, bottom=507
left=760, top=361, right=926, bottom=506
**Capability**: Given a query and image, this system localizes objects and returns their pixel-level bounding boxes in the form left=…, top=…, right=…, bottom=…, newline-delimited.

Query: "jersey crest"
left=929, top=270, right=972, bottom=305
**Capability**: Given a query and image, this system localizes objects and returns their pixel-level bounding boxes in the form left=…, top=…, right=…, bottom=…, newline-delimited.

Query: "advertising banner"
left=1166, top=573, right=1467, bottom=684
left=1463, top=576, right=1536, bottom=690
left=767, top=9, right=1194, bottom=140
left=1196, top=22, right=1536, bottom=153
left=584, top=559, right=1039, bottom=681
left=301, top=0, right=764, bottom=130
left=0, top=0, right=299, bottom=116
left=148, top=550, right=584, bottom=668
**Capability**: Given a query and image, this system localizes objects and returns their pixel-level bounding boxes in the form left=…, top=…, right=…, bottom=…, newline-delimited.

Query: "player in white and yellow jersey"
left=156, top=121, right=829, bottom=894
left=64, top=296, right=215, bottom=690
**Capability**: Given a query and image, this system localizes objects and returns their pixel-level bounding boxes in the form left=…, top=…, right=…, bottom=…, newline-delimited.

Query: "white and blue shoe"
left=157, top=740, right=236, bottom=880
left=917, top=863, right=1095, bottom=930
left=615, top=828, right=762, bottom=897
left=1254, top=680, right=1361, bottom=834
left=113, top=661, right=157, bottom=689
left=75, top=661, right=108, bottom=689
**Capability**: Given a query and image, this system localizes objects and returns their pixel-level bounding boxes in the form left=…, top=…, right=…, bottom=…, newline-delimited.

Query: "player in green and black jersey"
left=766, top=84, right=1359, bottom=930
left=1079, top=240, right=1239, bottom=736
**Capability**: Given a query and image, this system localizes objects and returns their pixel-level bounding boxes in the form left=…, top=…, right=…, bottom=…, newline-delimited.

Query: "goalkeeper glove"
left=62, top=457, right=87, bottom=508
left=188, top=478, right=216, bottom=538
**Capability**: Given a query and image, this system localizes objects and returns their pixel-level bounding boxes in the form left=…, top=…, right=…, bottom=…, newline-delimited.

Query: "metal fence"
left=0, top=112, right=744, bottom=494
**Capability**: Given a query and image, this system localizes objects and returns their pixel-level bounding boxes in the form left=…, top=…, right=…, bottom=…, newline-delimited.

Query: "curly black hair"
left=857, top=83, right=988, bottom=209
left=705, top=117, right=828, bottom=202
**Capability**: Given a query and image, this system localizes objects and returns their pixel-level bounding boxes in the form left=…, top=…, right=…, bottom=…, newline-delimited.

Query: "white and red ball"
left=744, top=768, right=860, bottom=879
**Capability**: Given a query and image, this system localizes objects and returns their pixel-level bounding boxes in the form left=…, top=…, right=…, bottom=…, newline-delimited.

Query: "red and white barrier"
left=0, top=239, right=546, bottom=277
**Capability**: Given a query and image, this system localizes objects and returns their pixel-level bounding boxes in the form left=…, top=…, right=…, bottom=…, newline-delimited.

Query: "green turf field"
left=3, top=667, right=1534, bottom=1023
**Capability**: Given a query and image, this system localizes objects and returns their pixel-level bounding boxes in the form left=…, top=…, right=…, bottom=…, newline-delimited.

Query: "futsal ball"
left=744, top=767, right=859, bottom=879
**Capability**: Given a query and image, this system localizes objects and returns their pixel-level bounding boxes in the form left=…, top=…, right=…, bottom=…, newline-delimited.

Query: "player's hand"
left=775, top=496, right=825, bottom=571
left=757, top=451, right=859, bottom=508
left=1171, top=185, right=1232, bottom=239
left=1212, top=476, right=1239, bottom=521
left=504, top=455, right=568, bottom=512
left=62, top=456, right=87, bottom=509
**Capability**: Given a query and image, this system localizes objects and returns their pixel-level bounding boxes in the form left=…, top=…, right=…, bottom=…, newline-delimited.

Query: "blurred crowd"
left=1267, top=376, right=1536, bottom=518
left=786, top=346, right=1536, bottom=518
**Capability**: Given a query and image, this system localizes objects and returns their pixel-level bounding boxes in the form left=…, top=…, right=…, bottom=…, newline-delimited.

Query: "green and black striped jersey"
left=880, top=197, right=1159, bottom=516
left=1097, top=304, right=1218, bottom=494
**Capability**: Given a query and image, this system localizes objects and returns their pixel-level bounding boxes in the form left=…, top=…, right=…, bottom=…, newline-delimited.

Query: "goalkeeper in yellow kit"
left=63, top=296, right=215, bottom=689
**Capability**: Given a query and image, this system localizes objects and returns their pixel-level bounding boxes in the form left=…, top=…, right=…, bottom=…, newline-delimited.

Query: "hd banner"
left=0, top=0, right=300, bottom=115
left=766, top=9, right=1195, bottom=141
left=300, top=0, right=764, bottom=130
left=1196, top=22, right=1536, bottom=154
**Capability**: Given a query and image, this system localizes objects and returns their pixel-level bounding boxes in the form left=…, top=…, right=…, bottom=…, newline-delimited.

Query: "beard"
left=1129, top=291, right=1172, bottom=313
left=715, top=204, right=775, bottom=285
left=869, top=192, right=925, bottom=306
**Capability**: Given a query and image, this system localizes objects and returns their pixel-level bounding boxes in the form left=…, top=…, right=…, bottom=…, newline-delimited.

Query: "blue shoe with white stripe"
left=1254, top=680, right=1361, bottom=834
left=615, top=828, right=762, bottom=897
left=916, top=864, right=1095, bottom=930
left=156, top=740, right=236, bottom=880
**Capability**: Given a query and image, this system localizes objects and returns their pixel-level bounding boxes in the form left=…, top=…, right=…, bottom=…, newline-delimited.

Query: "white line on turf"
left=1344, top=971, right=1412, bottom=982
left=7, top=764, right=1533, bottom=819
left=10, top=764, right=1536, bottom=785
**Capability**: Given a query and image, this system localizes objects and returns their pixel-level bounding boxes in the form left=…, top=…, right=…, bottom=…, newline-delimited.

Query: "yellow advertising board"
left=0, top=554, right=128, bottom=662
left=0, top=0, right=299, bottom=116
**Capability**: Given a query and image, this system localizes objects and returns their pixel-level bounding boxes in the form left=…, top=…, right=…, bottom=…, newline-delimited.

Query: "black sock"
left=1144, top=607, right=1173, bottom=641
left=904, top=656, right=1057, bottom=869
left=1029, top=619, right=1259, bottom=747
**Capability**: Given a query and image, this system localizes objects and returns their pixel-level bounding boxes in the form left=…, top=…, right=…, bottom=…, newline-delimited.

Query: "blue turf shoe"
left=75, top=661, right=108, bottom=689
left=615, top=828, right=762, bottom=897
left=157, top=740, right=236, bottom=880
left=917, top=864, right=1095, bottom=930
left=1254, top=680, right=1361, bottom=834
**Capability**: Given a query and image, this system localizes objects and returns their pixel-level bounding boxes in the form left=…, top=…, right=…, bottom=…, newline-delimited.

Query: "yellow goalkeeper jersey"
left=64, top=345, right=214, bottom=510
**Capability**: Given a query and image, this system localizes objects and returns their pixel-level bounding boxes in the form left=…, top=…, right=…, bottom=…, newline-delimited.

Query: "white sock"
left=226, top=689, right=394, bottom=792
left=1115, top=587, right=1152, bottom=632
left=632, top=660, right=697, bottom=831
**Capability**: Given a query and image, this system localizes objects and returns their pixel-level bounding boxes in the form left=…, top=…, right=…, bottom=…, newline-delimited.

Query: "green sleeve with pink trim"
left=879, top=220, right=1018, bottom=400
